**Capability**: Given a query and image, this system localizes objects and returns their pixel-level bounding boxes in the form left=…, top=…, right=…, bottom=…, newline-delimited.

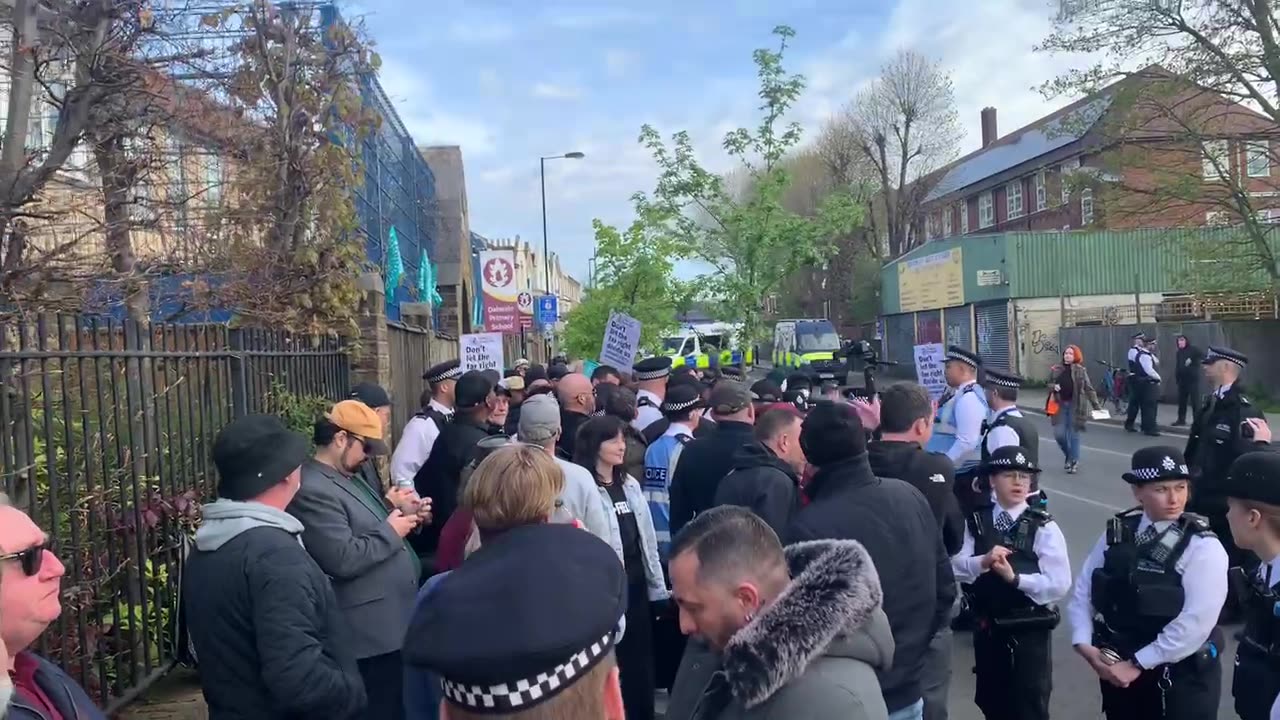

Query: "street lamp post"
left=540, top=151, right=585, bottom=359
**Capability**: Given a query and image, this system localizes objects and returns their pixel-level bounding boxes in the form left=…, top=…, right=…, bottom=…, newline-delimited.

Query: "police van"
left=771, top=318, right=848, bottom=381
left=661, top=322, right=754, bottom=369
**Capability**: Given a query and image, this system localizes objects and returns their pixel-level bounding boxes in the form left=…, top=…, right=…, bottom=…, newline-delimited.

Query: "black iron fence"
left=0, top=314, right=349, bottom=712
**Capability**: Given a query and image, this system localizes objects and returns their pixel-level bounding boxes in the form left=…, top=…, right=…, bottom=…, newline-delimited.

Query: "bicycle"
left=1095, top=359, right=1130, bottom=415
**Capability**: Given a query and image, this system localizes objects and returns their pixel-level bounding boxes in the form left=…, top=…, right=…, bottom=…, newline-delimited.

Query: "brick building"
left=913, top=68, right=1280, bottom=244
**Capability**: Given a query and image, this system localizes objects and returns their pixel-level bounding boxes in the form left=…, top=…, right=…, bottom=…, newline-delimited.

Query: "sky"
left=353, top=0, right=1088, bottom=284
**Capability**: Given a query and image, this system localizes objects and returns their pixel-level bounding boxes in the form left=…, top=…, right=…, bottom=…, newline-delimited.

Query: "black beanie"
left=800, top=401, right=867, bottom=467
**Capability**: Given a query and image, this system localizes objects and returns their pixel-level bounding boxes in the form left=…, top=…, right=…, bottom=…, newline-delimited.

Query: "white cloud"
left=542, top=7, right=653, bottom=30
left=375, top=56, right=498, bottom=155
left=532, top=82, right=584, bottom=100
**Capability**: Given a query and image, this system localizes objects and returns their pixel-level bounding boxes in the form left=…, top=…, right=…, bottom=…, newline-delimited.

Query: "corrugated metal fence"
left=0, top=315, right=349, bottom=712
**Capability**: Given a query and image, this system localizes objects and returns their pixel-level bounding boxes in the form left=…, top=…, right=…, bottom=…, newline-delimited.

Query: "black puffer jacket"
left=184, top=503, right=365, bottom=719
left=669, top=420, right=757, bottom=536
left=866, top=440, right=965, bottom=555
left=713, top=442, right=800, bottom=536
left=785, top=455, right=957, bottom=715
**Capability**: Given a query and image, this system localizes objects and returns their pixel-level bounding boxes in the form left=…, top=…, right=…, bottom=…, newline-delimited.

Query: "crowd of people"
left=4, top=343, right=1280, bottom=720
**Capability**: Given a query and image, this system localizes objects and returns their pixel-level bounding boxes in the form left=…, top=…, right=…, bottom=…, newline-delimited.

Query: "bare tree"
left=831, top=50, right=961, bottom=258
left=1040, top=0, right=1280, bottom=294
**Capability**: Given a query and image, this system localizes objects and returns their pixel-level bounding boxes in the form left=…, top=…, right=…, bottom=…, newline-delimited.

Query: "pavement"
left=941, top=410, right=1236, bottom=720
left=1019, top=386, right=1193, bottom=437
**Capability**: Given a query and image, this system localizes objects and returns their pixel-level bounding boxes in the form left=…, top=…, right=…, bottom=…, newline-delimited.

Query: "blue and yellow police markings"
left=668, top=347, right=754, bottom=369
left=771, top=349, right=836, bottom=369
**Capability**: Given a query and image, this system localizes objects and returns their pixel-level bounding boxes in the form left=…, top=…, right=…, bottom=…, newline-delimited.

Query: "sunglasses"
left=1, top=541, right=52, bottom=576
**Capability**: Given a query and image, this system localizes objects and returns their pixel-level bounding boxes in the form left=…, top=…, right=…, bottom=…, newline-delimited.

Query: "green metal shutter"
left=884, top=313, right=916, bottom=367
left=944, top=305, right=973, bottom=350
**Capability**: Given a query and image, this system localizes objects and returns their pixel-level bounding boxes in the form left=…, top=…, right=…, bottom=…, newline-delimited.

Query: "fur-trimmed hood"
left=720, top=539, right=893, bottom=709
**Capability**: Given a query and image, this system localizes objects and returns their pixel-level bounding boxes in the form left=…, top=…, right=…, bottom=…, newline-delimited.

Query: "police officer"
left=1124, top=332, right=1162, bottom=436
left=1186, top=346, right=1270, bottom=621
left=389, top=359, right=460, bottom=487
left=402, top=524, right=627, bottom=720
left=979, top=369, right=1045, bottom=507
left=632, top=356, right=673, bottom=436
left=927, top=347, right=988, bottom=514
left=1223, top=449, right=1280, bottom=719
left=1068, top=446, right=1228, bottom=720
left=951, top=446, right=1071, bottom=720
left=642, top=383, right=705, bottom=558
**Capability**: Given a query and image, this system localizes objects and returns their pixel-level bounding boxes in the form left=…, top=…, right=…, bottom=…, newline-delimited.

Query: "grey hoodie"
left=194, top=500, right=305, bottom=552
left=667, top=539, right=893, bottom=720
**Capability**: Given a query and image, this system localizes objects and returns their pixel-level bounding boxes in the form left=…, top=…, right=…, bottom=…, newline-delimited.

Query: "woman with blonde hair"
left=404, top=444, right=567, bottom=720
left=1051, top=344, right=1102, bottom=473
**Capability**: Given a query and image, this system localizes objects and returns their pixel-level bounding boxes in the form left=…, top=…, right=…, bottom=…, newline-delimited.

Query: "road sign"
left=536, top=295, right=559, bottom=326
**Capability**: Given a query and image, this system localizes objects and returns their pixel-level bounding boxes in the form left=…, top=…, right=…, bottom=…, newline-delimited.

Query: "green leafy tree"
left=1038, top=1, right=1280, bottom=294
left=635, top=25, right=862, bottom=347
left=562, top=217, right=692, bottom=361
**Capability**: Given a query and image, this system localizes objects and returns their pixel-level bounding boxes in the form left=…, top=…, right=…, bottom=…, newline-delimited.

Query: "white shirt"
left=633, top=389, right=664, bottom=432
left=1216, top=383, right=1234, bottom=399
left=984, top=407, right=1024, bottom=455
left=389, top=399, right=453, bottom=486
left=946, top=380, right=987, bottom=466
left=1068, top=513, right=1228, bottom=668
left=951, top=499, right=1072, bottom=606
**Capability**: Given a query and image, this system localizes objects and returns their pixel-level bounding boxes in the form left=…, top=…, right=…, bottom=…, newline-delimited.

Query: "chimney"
left=981, top=107, right=998, bottom=148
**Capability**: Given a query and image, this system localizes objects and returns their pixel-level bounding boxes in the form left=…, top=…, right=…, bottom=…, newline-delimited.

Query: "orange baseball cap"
left=326, top=400, right=389, bottom=455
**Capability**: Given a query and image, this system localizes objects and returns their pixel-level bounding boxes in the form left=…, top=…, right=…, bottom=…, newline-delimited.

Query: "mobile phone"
left=846, top=387, right=873, bottom=401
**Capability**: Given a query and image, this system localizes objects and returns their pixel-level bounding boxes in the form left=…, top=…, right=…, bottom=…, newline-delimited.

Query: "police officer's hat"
left=1223, top=452, right=1280, bottom=505
left=980, top=445, right=1041, bottom=475
left=784, top=372, right=813, bottom=391
left=751, top=379, right=782, bottom=403
left=424, top=359, right=462, bottom=384
left=983, top=368, right=1023, bottom=389
left=661, top=383, right=706, bottom=415
left=1122, top=446, right=1191, bottom=485
left=633, top=356, right=673, bottom=382
left=403, top=524, right=625, bottom=714
left=1131, top=331, right=1148, bottom=341
left=945, top=346, right=982, bottom=369
left=720, top=365, right=745, bottom=380
left=1203, top=346, right=1249, bottom=369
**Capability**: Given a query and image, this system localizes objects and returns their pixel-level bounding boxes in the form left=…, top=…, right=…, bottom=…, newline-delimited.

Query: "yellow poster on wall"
left=898, top=248, right=964, bottom=312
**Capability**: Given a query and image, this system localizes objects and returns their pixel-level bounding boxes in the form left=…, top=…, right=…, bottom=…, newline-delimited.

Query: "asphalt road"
left=944, top=411, right=1237, bottom=720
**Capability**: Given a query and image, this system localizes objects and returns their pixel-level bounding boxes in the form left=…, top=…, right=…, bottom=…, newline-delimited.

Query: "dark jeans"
left=617, top=580, right=655, bottom=720
left=358, top=650, right=406, bottom=720
left=1176, top=378, right=1201, bottom=424
left=921, top=626, right=952, bottom=720
left=1125, top=381, right=1159, bottom=433
left=1098, top=647, right=1221, bottom=720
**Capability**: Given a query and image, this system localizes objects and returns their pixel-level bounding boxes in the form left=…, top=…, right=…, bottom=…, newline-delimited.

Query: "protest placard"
left=913, top=343, right=947, bottom=400
left=599, top=312, right=642, bottom=373
left=461, top=333, right=504, bottom=372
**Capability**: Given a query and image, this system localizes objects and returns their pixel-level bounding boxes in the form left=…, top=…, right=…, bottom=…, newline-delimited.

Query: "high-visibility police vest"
left=643, top=432, right=691, bottom=561
left=925, top=383, right=988, bottom=471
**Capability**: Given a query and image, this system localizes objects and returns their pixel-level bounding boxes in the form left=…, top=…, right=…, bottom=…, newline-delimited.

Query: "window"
left=1035, top=170, right=1047, bottom=211
left=1247, top=141, right=1270, bottom=178
left=1007, top=180, right=1024, bottom=219
left=1256, top=209, right=1280, bottom=225
left=925, top=213, right=935, bottom=241
left=942, top=206, right=952, bottom=237
left=960, top=201, right=969, bottom=234
left=1203, top=139, right=1229, bottom=180
left=978, top=192, right=994, bottom=229
left=1061, top=158, right=1079, bottom=204
left=202, top=152, right=223, bottom=206
left=1081, top=188, right=1095, bottom=225
left=1206, top=210, right=1231, bottom=226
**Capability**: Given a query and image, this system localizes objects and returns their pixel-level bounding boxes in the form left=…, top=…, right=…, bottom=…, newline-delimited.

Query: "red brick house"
left=913, top=67, right=1280, bottom=246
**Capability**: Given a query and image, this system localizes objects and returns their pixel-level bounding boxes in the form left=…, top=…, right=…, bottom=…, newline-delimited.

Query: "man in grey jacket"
left=518, top=393, right=612, bottom=542
left=667, top=506, right=892, bottom=720
left=287, top=400, right=427, bottom=720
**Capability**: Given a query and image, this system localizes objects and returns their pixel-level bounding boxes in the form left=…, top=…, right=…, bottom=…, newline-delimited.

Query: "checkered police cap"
left=1203, top=346, right=1248, bottom=369
left=633, top=356, right=673, bottom=381
left=984, top=369, right=1023, bottom=389
left=441, top=629, right=619, bottom=713
left=425, top=359, right=463, bottom=383
left=1123, top=446, right=1191, bottom=485
left=945, top=346, right=982, bottom=369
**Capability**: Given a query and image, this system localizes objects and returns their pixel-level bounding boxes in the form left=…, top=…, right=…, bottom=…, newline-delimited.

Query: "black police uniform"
left=1125, top=334, right=1160, bottom=435
left=402, top=524, right=626, bottom=718
left=1081, top=447, right=1227, bottom=720
left=977, top=369, right=1044, bottom=506
left=1222, top=451, right=1280, bottom=719
left=1185, top=347, right=1268, bottom=618
left=963, top=447, right=1062, bottom=720
left=418, top=360, right=462, bottom=431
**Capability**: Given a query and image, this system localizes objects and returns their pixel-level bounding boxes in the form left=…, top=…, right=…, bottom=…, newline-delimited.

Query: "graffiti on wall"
left=1016, top=308, right=1063, bottom=382
left=1029, top=329, right=1060, bottom=355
